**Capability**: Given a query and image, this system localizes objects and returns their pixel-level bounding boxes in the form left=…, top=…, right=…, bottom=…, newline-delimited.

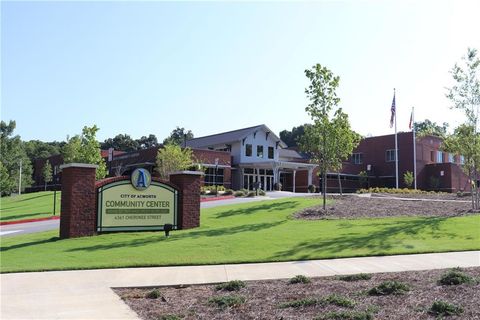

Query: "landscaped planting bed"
left=295, top=196, right=473, bottom=220
left=115, top=267, right=480, bottom=320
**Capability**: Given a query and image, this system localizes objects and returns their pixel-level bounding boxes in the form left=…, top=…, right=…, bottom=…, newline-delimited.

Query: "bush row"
left=357, top=187, right=438, bottom=194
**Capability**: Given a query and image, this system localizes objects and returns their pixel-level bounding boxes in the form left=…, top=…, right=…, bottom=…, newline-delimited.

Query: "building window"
left=386, top=149, right=396, bottom=162
left=204, top=168, right=224, bottom=186
left=448, top=153, right=455, bottom=163
left=268, top=146, right=274, bottom=159
left=245, top=144, right=252, bottom=157
left=436, top=151, right=443, bottom=163
left=352, top=153, right=363, bottom=164
left=257, top=145, right=264, bottom=158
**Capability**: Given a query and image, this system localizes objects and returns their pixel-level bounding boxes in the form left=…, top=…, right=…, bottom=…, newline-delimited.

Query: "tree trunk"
left=44, top=182, right=47, bottom=192
left=323, top=169, right=327, bottom=210
left=337, top=172, right=343, bottom=196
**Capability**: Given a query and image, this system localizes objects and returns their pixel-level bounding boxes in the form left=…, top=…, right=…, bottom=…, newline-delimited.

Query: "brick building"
left=31, top=126, right=469, bottom=193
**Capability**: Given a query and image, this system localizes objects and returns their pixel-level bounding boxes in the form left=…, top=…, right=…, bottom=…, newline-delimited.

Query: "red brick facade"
left=170, top=172, right=202, bottom=229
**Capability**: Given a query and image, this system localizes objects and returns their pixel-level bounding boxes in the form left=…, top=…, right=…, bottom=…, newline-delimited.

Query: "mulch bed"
left=294, top=196, right=475, bottom=220
left=114, top=267, right=480, bottom=320
left=372, top=193, right=470, bottom=201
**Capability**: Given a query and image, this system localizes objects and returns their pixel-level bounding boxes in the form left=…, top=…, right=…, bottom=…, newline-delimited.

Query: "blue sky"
left=2, top=1, right=479, bottom=142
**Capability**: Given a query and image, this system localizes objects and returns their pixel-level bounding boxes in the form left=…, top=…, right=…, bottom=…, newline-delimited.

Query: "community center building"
left=31, top=124, right=469, bottom=193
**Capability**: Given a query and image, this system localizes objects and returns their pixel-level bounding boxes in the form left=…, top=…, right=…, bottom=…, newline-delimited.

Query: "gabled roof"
left=186, top=124, right=287, bottom=149
left=278, top=148, right=308, bottom=160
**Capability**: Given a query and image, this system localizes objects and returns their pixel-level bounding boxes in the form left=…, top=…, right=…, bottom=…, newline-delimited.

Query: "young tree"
left=0, top=120, right=33, bottom=195
left=403, top=171, right=414, bottom=188
left=63, top=125, right=107, bottom=179
left=155, top=144, right=194, bottom=180
left=163, top=127, right=194, bottom=146
left=299, top=64, right=360, bottom=209
left=445, top=48, right=480, bottom=211
left=42, top=160, right=53, bottom=191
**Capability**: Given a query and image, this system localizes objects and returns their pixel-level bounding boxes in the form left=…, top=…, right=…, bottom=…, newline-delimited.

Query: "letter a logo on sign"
left=131, top=168, right=151, bottom=191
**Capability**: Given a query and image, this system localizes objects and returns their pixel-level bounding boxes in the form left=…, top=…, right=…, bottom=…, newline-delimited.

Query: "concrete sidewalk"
left=1, top=251, right=479, bottom=320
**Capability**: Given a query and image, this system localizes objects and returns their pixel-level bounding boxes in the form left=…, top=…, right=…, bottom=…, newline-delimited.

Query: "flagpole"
left=394, top=89, right=399, bottom=189
left=412, top=106, right=417, bottom=190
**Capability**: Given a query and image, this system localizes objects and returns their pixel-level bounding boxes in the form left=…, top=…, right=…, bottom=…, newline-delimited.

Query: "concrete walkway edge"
left=1, top=251, right=479, bottom=320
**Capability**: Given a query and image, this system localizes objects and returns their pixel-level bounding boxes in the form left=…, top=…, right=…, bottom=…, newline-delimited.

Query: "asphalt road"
left=0, top=192, right=315, bottom=238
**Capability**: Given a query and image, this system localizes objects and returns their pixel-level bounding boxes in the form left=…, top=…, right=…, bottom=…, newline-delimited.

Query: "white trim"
left=60, top=163, right=99, bottom=169
left=170, top=171, right=205, bottom=176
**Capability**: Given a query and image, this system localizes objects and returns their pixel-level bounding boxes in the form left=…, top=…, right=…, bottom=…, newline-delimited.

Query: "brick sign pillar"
left=170, top=171, right=203, bottom=229
left=59, top=163, right=98, bottom=239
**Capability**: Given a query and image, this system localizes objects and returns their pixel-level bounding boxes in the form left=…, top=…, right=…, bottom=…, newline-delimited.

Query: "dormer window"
left=245, top=144, right=252, bottom=157
left=268, top=146, right=274, bottom=159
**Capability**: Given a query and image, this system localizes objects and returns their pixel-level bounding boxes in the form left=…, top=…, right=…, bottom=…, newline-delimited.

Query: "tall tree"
left=299, top=64, right=360, bottom=209
left=63, top=125, right=107, bottom=179
left=0, top=120, right=33, bottom=195
left=445, top=48, right=480, bottom=211
left=23, top=140, right=64, bottom=163
left=279, top=125, right=311, bottom=147
left=101, top=134, right=139, bottom=152
left=155, top=144, right=194, bottom=180
left=414, top=120, right=449, bottom=138
left=163, top=127, right=194, bottom=146
left=137, top=134, right=159, bottom=149
left=42, top=160, right=53, bottom=191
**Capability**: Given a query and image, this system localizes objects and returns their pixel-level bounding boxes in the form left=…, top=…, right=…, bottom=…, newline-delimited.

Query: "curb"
left=201, top=195, right=235, bottom=202
left=0, top=216, right=60, bottom=226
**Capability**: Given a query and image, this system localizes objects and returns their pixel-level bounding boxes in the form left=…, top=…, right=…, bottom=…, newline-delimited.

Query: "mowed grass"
left=0, top=191, right=61, bottom=222
left=1, top=197, right=479, bottom=273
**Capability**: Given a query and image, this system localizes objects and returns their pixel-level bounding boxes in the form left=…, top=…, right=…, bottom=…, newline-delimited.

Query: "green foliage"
left=337, top=273, right=372, bottom=282
left=258, top=189, right=266, bottom=196
left=23, top=140, right=64, bottom=162
left=223, top=189, right=233, bottom=195
left=368, top=281, right=410, bottom=296
left=414, top=120, right=449, bottom=138
left=308, top=184, right=316, bottom=193
left=403, top=171, right=414, bottom=188
left=155, top=144, right=194, bottom=180
left=0, top=120, right=33, bottom=195
left=438, top=268, right=474, bottom=285
left=299, top=64, right=360, bottom=209
left=215, top=280, right=246, bottom=291
left=233, top=190, right=245, bottom=197
left=146, top=288, right=162, bottom=299
left=445, top=47, right=480, bottom=211
left=208, top=295, right=245, bottom=309
left=63, top=126, right=107, bottom=179
left=289, top=275, right=311, bottom=284
left=42, top=160, right=53, bottom=189
left=322, top=294, right=355, bottom=308
left=279, top=297, right=317, bottom=308
left=246, top=191, right=256, bottom=197
left=316, top=310, right=374, bottom=320
left=356, top=187, right=432, bottom=194
left=280, top=124, right=311, bottom=147
left=163, top=127, right=194, bottom=146
left=429, top=300, right=463, bottom=317
left=101, top=134, right=159, bottom=151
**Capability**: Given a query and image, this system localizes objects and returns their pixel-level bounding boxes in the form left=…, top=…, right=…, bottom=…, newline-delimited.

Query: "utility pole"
left=18, top=159, right=22, bottom=195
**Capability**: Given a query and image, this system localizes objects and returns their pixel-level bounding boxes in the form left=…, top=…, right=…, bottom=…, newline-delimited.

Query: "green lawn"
left=0, top=191, right=61, bottom=222
left=1, top=197, right=479, bottom=273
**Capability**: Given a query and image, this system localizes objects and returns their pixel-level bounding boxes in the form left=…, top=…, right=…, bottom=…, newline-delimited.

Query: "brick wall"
left=170, top=172, right=202, bottom=229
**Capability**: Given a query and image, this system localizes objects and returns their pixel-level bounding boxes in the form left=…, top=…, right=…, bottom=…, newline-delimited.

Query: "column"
left=308, top=168, right=313, bottom=187
left=293, top=170, right=296, bottom=193
left=170, top=171, right=203, bottom=229
left=59, top=163, right=98, bottom=239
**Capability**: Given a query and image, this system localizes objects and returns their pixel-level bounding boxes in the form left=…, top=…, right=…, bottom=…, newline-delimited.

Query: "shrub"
left=403, top=171, right=414, bottom=188
left=208, top=295, right=245, bottom=309
left=279, top=297, right=317, bottom=308
left=258, top=189, right=266, bottom=196
left=158, top=315, right=182, bottom=320
left=322, top=294, right=356, bottom=308
left=337, top=273, right=372, bottom=282
left=429, top=300, right=463, bottom=317
left=289, top=275, right=311, bottom=284
left=233, top=190, right=245, bottom=197
left=274, top=182, right=282, bottom=191
left=368, top=281, right=410, bottom=295
left=217, top=185, right=225, bottom=192
left=356, top=187, right=431, bottom=195
left=438, top=268, right=474, bottom=285
left=241, top=188, right=249, bottom=194
left=215, top=280, right=246, bottom=291
left=316, top=310, right=374, bottom=320
left=146, top=288, right=162, bottom=299
left=223, top=189, right=233, bottom=195
left=308, top=184, right=316, bottom=193
left=209, top=189, right=218, bottom=196
left=246, top=191, right=256, bottom=197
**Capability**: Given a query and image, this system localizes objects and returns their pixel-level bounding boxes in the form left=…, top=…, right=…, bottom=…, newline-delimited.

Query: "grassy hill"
left=0, top=191, right=61, bottom=222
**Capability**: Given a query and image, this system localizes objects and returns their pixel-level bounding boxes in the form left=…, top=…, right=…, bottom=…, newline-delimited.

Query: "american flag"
left=390, top=91, right=396, bottom=128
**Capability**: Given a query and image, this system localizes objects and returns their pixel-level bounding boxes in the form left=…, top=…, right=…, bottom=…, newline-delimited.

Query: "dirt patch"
left=114, top=267, right=480, bottom=320
left=294, top=196, right=474, bottom=220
